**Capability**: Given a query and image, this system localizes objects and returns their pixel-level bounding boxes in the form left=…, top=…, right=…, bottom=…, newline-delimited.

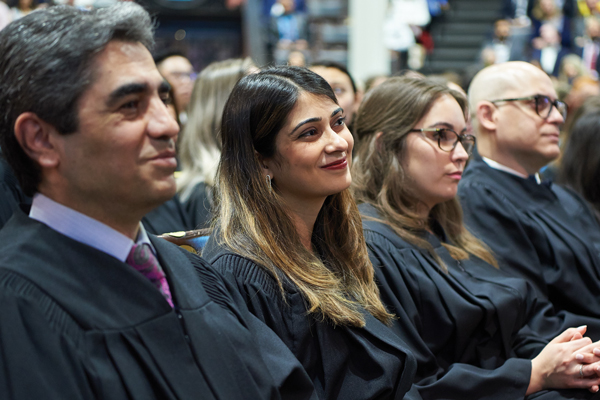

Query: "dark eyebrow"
left=290, top=117, right=321, bottom=136
left=106, top=82, right=148, bottom=107
left=427, top=122, right=454, bottom=129
left=289, top=107, right=344, bottom=136
left=427, top=122, right=467, bottom=134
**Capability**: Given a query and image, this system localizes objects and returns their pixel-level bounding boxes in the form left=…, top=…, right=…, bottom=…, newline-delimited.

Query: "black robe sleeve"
left=0, top=273, right=94, bottom=399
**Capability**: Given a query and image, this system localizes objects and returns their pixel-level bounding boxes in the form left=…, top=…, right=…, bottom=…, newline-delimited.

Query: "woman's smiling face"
left=263, top=92, right=353, bottom=207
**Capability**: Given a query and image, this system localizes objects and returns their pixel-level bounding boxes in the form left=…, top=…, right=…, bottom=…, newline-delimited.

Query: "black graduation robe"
left=458, top=157, right=600, bottom=337
left=0, top=156, right=29, bottom=230
left=360, top=203, right=600, bottom=400
left=142, top=193, right=194, bottom=235
left=202, top=235, right=420, bottom=400
left=0, top=211, right=316, bottom=400
left=181, top=182, right=212, bottom=230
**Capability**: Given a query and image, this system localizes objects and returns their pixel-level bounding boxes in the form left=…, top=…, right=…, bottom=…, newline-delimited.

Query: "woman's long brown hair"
left=213, top=66, right=393, bottom=327
left=352, top=77, right=498, bottom=271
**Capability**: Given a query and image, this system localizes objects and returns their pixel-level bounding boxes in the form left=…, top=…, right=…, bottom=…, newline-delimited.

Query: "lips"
left=150, top=151, right=177, bottom=168
left=321, top=158, right=348, bottom=170
left=447, top=171, right=463, bottom=179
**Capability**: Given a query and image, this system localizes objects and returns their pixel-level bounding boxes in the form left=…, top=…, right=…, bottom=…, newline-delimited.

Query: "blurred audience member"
left=11, top=0, right=37, bottom=19
left=177, top=58, right=256, bottom=229
left=287, top=50, right=307, bottom=66
left=565, top=75, right=600, bottom=114
left=271, top=0, right=307, bottom=51
left=575, top=16, right=600, bottom=77
left=154, top=50, right=195, bottom=124
left=564, top=92, right=600, bottom=134
left=531, top=0, right=572, bottom=47
left=558, top=111, right=600, bottom=221
left=486, top=19, right=517, bottom=64
left=558, top=54, right=589, bottom=84
left=364, top=74, right=389, bottom=93
left=0, top=0, right=10, bottom=31
left=462, top=47, right=497, bottom=90
left=578, top=0, right=600, bottom=17
left=531, top=23, right=571, bottom=76
left=310, top=61, right=360, bottom=127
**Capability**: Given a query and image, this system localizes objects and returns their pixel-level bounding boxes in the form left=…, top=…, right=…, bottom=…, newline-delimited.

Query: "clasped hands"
left=527, top=326, right=600, bottom=395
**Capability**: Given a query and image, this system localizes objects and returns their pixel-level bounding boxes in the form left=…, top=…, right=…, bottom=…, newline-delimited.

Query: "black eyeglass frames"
left=409, top=128, right=476, bottom=155
left=490, top=95, right=567, bottom=120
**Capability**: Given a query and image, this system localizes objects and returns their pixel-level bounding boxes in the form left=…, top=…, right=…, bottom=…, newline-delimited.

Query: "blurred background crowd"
left=2, top=0, right=600, bottom=226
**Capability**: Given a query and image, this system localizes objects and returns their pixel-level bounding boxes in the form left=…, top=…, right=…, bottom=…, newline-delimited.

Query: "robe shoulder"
left=182, top=181, right=212, bottom=229
left=458, top=159, right=600, bottom=327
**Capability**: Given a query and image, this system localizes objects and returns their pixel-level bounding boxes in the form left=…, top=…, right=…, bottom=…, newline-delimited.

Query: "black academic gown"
left=0, top=156, right=29, bottom=230
left=142, top=193, right=193, bottom=235
left=458, top=157, right=600, bottom=338
left=0, top=211, right=316, bottom=400
left=360, top=204, right=600, bottom=400
left=202, top=235, right=420, bottom=400
left=181, top=182, right=212, bottom=230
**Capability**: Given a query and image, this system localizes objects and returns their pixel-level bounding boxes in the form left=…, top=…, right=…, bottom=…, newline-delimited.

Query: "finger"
left=571, top=340, right=600, bottom=355
left=574, top=352, right=600, bottom=364
left=582, top=364, right=600, bottom=378
left=570, top=376, right=600, bottom=390
left=571, top=333, right=583, bottom=341
left=589, top=385, right=599, bottom=394
left=552, top=326, right=589, bottom=344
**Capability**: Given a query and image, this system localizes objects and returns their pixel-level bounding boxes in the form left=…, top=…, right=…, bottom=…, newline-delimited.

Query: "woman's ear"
left=255, top=151, right=275, bottom=180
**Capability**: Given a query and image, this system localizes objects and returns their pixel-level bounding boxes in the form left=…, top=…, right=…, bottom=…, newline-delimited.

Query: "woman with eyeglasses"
left=352, top=77, right=600, bottom=399
left=201, top=66, right=419, bottom=399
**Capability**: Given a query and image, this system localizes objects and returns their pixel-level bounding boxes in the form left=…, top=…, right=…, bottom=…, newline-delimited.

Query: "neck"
left=39, top=185, right=144, bottom=240
left=478, top=138, right=542, bottom=175
left=284, top=197, right=325, bottom=252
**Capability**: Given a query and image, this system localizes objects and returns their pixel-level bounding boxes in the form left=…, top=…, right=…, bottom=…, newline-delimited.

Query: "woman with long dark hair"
left=558, top=111, right=600, bottom=223
left=352, top=76, right=600, bottom=399
left=202, top=66, right=418, bottom=399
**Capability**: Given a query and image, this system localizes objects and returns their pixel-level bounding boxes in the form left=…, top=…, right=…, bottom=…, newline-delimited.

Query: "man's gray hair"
left=0, top=2, right=154, bottom=196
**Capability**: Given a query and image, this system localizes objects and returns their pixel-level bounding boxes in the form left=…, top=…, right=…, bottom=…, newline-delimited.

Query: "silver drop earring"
left=266, top=174, right=272, bottom=192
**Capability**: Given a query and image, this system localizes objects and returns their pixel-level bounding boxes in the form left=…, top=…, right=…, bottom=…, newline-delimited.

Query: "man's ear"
left=476, top=101, right=497, bottom=132
left=13, top=112, right=61, bottom=169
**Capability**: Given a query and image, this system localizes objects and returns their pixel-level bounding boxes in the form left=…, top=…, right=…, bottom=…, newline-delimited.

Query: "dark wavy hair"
left=0, top=3, right=154, bottom=196
left=558, top=112, right=600, bottom=221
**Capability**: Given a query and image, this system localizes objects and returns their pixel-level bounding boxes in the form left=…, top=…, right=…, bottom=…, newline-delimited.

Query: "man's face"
left=492, top=70, right=563, bottom=172
left=56, top=40, right=179, bottom=221
left=157, top=55, right=194, bottom=112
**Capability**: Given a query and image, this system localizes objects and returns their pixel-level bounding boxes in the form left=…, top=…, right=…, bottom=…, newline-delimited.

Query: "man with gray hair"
left=458, top=61, right=600, bottom=339
left=0, top=3, right=314, bottom=399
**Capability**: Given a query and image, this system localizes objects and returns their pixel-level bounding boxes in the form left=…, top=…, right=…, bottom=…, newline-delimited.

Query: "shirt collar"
left=29, top=193, right=155, bottom=262
left=481, top=157, right=541, bottom=184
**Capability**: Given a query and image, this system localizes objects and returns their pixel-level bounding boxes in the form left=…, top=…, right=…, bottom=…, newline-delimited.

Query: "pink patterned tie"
left=126, top=243, right=174, bottom=307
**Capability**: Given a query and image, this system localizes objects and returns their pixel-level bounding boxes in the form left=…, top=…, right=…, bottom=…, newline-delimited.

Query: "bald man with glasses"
left=458, top=61, right=600, bottom=341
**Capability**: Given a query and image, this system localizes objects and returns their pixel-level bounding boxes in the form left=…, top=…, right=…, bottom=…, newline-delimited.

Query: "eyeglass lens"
left=536, top=95, right=567, bottom=119
left=435, top=129, right=474, bottom=154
